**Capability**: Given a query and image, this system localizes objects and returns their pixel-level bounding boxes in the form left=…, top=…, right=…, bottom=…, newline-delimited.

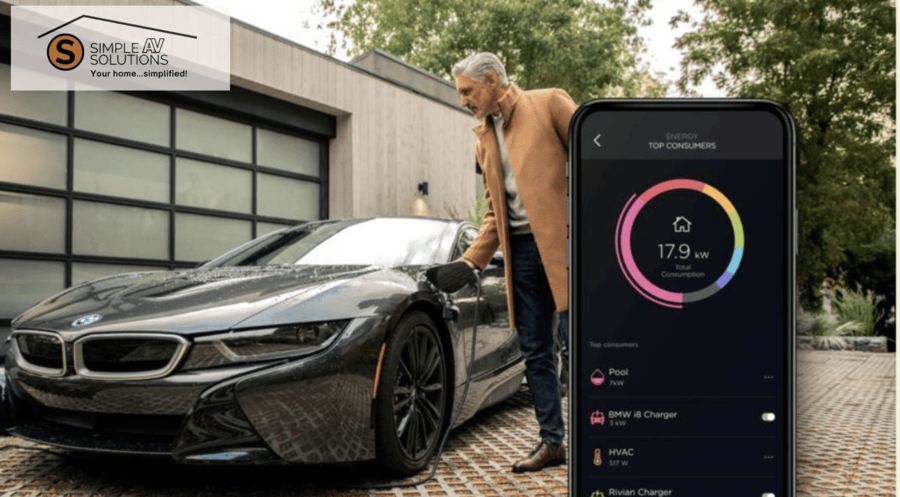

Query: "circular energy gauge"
left=614, top=179, right=744, bottom=308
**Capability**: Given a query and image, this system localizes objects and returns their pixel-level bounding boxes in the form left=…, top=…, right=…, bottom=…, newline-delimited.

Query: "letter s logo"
left=47, top=34, right=84, bottom=71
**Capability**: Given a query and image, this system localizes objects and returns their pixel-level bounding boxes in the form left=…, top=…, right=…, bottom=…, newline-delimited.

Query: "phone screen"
left=569, top=101, right=796, bottom=497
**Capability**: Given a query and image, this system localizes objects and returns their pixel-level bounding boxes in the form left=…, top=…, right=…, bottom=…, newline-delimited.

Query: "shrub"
left=832, top=285, right=885, bottom=336
left=842, top=228, right=895, bottom=338
left=798, top=308, right=863, bottom=350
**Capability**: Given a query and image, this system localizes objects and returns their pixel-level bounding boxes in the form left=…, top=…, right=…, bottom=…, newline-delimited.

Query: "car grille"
left=74, top=334, right=190, bottom=380
left=81, top=338, right=179, bottom=372
left=12, top=331, right=190, bottom=381
left=14, top=331, right=66, bottom=377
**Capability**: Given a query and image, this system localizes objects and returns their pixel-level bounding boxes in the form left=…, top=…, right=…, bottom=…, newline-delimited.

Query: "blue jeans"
left=510, top=233, right=568, bottom=446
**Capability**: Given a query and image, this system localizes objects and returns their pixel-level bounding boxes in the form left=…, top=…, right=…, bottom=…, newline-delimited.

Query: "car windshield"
left=204, top=218, right=450, bottom=267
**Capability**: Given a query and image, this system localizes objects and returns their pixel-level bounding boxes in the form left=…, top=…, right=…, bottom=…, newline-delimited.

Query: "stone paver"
left=796, top=351, right=896, bottom=497
left=0, top=350, right=894, bottom=496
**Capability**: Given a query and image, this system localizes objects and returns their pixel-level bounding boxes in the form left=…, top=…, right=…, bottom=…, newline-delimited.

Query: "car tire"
left=375, top=310, right=449, bottom=476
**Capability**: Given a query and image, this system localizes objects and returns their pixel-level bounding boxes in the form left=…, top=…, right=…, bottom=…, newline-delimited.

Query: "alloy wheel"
left=393, top=324, right=446, bottom=461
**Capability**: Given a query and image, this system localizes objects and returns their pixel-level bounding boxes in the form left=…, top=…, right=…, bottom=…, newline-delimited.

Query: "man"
left=454, top=51, right=576, bottom=473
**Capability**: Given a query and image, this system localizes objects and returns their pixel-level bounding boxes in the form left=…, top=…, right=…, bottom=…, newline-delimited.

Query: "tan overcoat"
left=462, top=83, right=577, bottom=331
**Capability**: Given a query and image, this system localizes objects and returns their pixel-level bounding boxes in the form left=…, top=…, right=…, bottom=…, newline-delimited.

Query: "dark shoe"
left=512, top=441, right=566, bottom=473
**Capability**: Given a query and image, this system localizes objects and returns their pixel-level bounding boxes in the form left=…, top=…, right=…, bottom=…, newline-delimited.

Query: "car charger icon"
left=590, top=368, right=606, bottom=386
left=590, top=410, right=605, bottom=426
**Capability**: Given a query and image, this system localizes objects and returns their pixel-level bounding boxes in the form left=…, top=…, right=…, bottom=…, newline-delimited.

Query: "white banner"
left=11, top=6, right=231, bottom=91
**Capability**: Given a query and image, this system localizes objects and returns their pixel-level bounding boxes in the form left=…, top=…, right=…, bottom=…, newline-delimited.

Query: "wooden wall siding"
left=228, top=22, right=477, bottom=220
left=328, top=115, right=353, bottom=219
left=2, top=0, right=477, bottom=221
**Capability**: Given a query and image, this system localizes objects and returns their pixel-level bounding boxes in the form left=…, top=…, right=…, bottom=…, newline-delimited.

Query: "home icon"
left=673, top=216, right=692, bottom=233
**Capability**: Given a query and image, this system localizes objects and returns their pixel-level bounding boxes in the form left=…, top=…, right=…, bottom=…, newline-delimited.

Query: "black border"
left=567, top=99, right=797, bottom=497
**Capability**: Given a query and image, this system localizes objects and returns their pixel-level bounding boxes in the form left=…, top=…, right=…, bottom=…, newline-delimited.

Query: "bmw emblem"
left=72, top=314, right=102, bottom=327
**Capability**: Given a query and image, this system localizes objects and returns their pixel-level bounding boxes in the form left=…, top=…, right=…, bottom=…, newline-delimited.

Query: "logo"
left=12, top=6, right=230, bottom=91
left=47, top=33, right=84, bottom=71
left=72, top=314, right=102, bottom=327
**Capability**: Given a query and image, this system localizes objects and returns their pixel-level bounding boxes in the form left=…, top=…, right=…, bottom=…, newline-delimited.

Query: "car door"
left=449, top=225, right=519, bottom=379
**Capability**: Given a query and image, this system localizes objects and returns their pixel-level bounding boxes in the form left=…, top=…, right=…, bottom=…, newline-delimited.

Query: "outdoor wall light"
left=413, top=181, right=429, bottom=216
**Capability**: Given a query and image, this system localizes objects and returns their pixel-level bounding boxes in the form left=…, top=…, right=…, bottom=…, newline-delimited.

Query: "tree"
left=673, top=0, right=896, bottom=307
left=316, top=0, right=667, bottom=102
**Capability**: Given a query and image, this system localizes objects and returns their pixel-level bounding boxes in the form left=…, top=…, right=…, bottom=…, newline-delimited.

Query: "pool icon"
left=591, top=368, right=606, bottom=386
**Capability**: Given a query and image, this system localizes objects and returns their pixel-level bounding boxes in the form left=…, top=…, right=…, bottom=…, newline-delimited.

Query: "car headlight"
left=181, top=320, right=350, bottom=370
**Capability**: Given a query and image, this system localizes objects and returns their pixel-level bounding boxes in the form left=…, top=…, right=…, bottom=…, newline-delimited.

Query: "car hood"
left=11, top=265, right=427, bottom=337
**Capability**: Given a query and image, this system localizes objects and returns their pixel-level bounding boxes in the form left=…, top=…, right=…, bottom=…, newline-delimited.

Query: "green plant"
left=444, top=194, right=489, bottom=226
left=843, top=228, right=896, bottom=339
left=797, top=309, right=825, bottom=336
left=317, top=0, right=663, bottom=104
left=814, top=320, right=865, bottom=350
left=798, top=308, right=864, bottom=350
left=467, top=194, right=489, bottom=227
left=832, top=285, right=885, bottom=336
left=443, top=201, right=461, bottom=221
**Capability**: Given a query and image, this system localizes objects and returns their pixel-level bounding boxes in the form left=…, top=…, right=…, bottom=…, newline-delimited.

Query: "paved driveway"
left=796, top=351, right=895, bottom=496
left=0, top=350, right=894, bottom=496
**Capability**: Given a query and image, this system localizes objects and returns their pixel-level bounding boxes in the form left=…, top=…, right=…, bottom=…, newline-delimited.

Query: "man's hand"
left=457, top=257, right=477, bottom=270
left=426, top=259, right=478, bottom=293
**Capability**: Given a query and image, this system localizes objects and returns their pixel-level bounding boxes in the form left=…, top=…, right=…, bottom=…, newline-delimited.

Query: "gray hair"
left=451, top=52, right=509, bottom=88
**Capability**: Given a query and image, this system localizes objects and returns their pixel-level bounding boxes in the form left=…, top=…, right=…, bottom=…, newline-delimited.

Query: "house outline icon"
left=674, top=216, right=692, bottom=233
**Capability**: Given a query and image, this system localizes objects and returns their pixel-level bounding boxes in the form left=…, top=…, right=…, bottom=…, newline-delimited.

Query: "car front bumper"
left=2, top=316, right=390, bottom=464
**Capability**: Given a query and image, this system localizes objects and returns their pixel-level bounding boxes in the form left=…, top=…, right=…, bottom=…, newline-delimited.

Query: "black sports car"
left=0, top=216, right=533, bottom=475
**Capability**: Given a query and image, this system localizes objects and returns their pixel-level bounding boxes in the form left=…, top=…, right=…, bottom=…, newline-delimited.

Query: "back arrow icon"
left=593, top=134, right=602, bottom=147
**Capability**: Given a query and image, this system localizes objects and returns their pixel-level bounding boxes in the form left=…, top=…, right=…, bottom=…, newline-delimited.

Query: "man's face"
left=456, top=73, right=501, bottom=119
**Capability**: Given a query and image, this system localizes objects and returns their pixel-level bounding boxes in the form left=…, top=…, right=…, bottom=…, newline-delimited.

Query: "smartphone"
left=568, top=100, right=796, bottom=497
